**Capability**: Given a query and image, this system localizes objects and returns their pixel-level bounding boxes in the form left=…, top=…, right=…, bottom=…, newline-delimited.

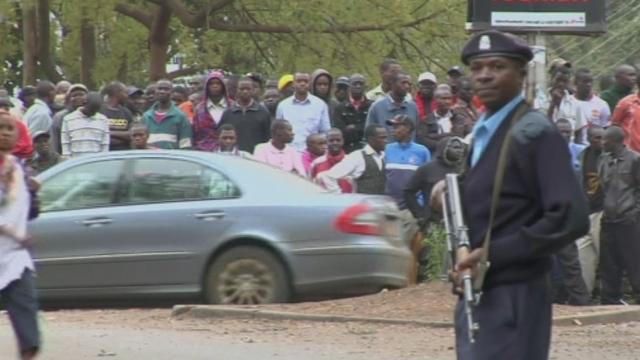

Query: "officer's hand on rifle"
left=450, top=248, right=484, bottom=293
left=456, top=248, right=484, bottom=273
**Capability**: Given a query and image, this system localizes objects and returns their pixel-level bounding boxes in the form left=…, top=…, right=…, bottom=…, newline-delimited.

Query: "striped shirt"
left=61, top=109, right=110, bottom=158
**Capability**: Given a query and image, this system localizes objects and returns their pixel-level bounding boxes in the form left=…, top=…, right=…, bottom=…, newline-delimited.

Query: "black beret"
left=461, top=30, right=533, bottom=65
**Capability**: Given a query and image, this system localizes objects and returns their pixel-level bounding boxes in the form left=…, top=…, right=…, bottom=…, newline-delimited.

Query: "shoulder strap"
left=473, top=101, right=530, bottom=292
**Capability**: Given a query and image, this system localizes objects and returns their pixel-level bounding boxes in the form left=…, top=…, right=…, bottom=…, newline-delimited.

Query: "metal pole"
left=526, top=33, right=547, bottom=105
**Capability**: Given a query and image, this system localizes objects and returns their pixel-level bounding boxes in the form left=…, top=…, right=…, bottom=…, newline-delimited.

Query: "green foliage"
left=1, top=0, right=470, bottom=86
left=423, top=223, right=450, bottom=282
left=0, top=2, right=23, bottom=90
left=54, top=0, right=151, bottom=86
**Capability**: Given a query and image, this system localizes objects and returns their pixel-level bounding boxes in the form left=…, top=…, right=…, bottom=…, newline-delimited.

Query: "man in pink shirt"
left=253, top=120, right=306, bottom=177
left=301, top=133, right=327, bottom=174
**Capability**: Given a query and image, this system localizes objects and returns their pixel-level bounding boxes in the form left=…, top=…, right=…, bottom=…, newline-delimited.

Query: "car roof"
left=36, top=150, right=328, bottom=198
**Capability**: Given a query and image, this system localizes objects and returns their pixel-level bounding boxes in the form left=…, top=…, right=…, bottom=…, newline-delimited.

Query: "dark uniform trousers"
left=455, top=274, right=552, bottom=360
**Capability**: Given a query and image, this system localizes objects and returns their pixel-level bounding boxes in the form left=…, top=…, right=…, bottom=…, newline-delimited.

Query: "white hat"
left=418, top=72, right=437, bottom=84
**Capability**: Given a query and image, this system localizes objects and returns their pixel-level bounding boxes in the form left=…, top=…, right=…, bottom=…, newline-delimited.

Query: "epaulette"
left=510, top=110, right=553, bottom=144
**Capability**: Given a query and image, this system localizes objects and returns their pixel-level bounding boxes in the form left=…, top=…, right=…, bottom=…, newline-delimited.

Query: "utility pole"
left=526, top=33, right=547, bottom=105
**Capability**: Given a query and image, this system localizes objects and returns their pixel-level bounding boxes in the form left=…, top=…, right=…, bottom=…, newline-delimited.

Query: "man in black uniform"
left=449, top=30, right=590, bottom=360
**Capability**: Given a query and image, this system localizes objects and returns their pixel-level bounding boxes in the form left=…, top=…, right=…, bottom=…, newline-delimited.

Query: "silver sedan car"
left=30, top=151, right=412, bottom=304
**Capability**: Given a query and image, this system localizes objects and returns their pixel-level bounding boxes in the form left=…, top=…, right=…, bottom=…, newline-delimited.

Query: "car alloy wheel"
left=218, top=259, right=274, bottom=304
left=204, top=246, right=290, bottom=304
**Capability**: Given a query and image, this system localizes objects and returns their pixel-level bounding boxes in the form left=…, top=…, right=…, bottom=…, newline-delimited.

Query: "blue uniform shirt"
left=471, top=95, right=524, bottom=167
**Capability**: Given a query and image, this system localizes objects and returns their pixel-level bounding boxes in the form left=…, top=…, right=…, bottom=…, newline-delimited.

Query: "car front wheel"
left=203, top=246, right=290, bottom=304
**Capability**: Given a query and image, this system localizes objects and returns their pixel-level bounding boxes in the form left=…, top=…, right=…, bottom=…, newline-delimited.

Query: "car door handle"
left=79, top=218, right=113, bottom=227
left=194, top=211, right=225, bottom=221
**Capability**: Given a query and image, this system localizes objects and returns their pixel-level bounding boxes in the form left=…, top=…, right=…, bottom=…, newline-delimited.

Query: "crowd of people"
left=1, top=56, right=639, bottom=305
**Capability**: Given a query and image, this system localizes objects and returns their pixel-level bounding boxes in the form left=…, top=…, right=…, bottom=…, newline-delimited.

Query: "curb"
left=172, top=305, right=451, bottom=328
left=553, top=307, right=640, bottom=326
left=172, top=305, right=640, bottom=328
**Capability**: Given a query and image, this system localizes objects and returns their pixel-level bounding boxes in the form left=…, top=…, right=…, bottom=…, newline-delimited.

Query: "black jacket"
left=218, top=102, right=271, bottom=153
left=462, top=101, right=589, bottom=289
left=598, top=147, right=640, bottom=224
left=580, top=146, right=604, bottom=214
left=404, top=137, right=462, bottom=222
left=333, top=99, right=372, bottom=153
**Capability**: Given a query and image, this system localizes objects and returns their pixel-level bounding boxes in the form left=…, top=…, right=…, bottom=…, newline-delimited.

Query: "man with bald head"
left=333, top=74, right=372, bottom=153
left=598, top=125, right=640, bottom=305
left=301, top=133, right=327, bottom=174
left=601, top=65, right=636, bottom=111
left=276, top=72, right=331, bottom=152
left=416, top=84, right=465, bottom=152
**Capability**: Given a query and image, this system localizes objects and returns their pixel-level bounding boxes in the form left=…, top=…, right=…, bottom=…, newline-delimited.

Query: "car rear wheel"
left=203, top=246, right=290, bottom=304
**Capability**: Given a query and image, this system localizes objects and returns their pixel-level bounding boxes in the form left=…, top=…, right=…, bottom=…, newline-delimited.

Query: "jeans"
left=1, top=269, right=40, bottom=356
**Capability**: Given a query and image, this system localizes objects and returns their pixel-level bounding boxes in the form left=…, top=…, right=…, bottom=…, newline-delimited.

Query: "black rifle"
left=442, top=173, right=480, bottom=343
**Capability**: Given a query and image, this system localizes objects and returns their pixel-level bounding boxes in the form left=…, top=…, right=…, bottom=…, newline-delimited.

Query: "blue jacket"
left=385, top=141, right=431, bottom=209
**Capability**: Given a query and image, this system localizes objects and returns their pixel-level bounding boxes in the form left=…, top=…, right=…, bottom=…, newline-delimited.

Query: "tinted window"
left=126, top=158, right=239, bottom=203
left=39, top=160, right=126, bottom=212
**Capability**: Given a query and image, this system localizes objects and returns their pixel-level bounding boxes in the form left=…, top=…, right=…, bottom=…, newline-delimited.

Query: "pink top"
left=253, top=141, right=306, bottom=177
left=301, top=150, right=320, bottom=175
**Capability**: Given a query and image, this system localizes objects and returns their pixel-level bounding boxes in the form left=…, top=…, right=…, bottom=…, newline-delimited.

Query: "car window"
left=39, top=160, right=126, bottom=212
left=125, top=158, right=239, bottom=204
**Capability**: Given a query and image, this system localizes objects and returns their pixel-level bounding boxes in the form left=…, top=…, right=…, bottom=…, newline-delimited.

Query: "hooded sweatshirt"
left=311, top=69, right=337, bottom=121
left=404, top=137, right=464, bottom=222
left=192, top=71, right=232, bottom=151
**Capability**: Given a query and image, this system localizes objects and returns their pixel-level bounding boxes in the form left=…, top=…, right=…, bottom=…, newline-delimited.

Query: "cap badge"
left=479, top=35, right=491, bottom=51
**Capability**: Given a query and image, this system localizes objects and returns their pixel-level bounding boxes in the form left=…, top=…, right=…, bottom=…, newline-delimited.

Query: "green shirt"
left=601, top=84, right=632, bottom=112
left=142, top=103, right=193, bottom=150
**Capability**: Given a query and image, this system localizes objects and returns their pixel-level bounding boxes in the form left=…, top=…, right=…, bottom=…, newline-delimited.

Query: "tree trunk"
left=35, top=0, right=62, bottom=82
left=79, top=18, right=96, bottom=89
left=148, top=6, right=172, bottom=81
left=22, top=0, right=38, bottom=86
left=117, top=57, right=129, bottom=82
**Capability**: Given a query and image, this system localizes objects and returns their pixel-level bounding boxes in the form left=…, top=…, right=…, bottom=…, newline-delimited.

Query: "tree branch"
left=167, top=66, right=201, bottom=79
left=143, top=0, right=444, bottom=34
left=114, top=3, right=153, bottom=29
left=204, top=12, right=444, bottom=33
left=144, top=0, right=234, bottom=28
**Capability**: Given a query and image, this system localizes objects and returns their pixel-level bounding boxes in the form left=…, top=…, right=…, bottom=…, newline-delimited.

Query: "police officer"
left=443, top=30, right=590, bottom=360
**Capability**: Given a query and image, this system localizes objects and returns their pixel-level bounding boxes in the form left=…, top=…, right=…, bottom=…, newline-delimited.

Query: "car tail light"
left=334, top=203, right=381, bottom=235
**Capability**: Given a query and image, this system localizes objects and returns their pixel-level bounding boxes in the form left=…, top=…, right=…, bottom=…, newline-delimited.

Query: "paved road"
left=1, top=309, right=452, bottom=360
left=1, top=309, right=639, bottom=359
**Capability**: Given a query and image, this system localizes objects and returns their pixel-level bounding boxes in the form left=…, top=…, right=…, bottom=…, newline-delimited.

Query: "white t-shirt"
left=574, top=94, right=611, bottom=143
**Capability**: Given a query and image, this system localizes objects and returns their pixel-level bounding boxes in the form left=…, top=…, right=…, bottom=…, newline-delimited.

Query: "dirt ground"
left=234, top=281, right=635, bottom=323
